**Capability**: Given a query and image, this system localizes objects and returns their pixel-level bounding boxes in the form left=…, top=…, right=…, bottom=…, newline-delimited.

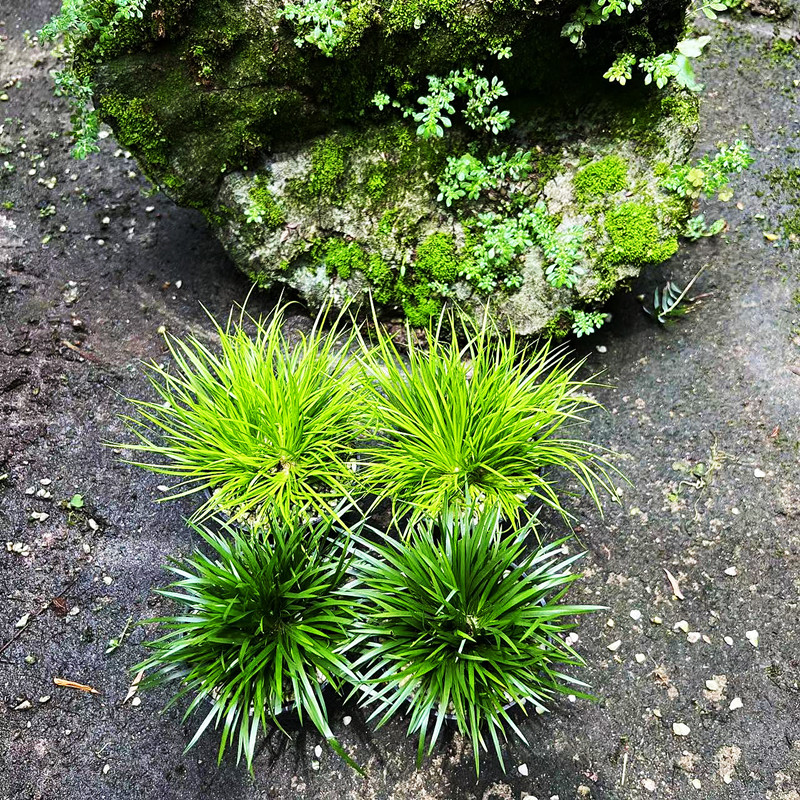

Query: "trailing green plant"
left=564, top=0, right=737, bottom=92
left=280, top=0, right=348, bottom=56
left=570, top=309, right=609, bottom=337
left=604, top=36, right=713, bottom=92
left=138, top=516, right=360, bottom=771
left=374, top=67, right=513, bottom=140
left=357, top=312, right=618, bottom=523
left=39, top=0, right=147, bottom=158
left=683, top=213, right=725, bottom=240
left=436, top=150, right=534, bottom=207
left=661, top=140, right=754, bottom=200
left=350, top=504, right=599, bottom=772
left=463, top=204, right=585, bottom=292
left=561, top=0, right=644, bottom=49
left=244, top=175, right=286, bottom=228
left=114, top=304, right=367, bottom=523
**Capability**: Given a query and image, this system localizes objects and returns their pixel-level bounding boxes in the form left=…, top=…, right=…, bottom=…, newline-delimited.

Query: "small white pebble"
left=635, top=653, right=646, bottom=664
left=88, top=519, right=99, bottom=532
left=174, top=280, right=182, bottom=289
left=596, top=345, right=607, bottom=353
left=651, top=616, right=662, bottom=625
left=724, top=566, right=738, bottom=576
left=629, top=609, right=642, bottom=621
left=607, top=640, right=622, bottom=652
left=68, top=606, right=80, bottom=616
left=753, top=468, right=766, bottom=478
left=672, top=722, right=690, bottom=737
left=745, top=629, right=759, bottom=648
left=517, top=763, right=529, bottom=776
left=674, top=620, right=690, bottom=633
left=642, top=779, right=656, bottom=792
left=567, top=694, right=576, bottom=703
left=691, top=778, right=701, bottom=789
left=311, top=760, right=320, bottom=771
left=314, top=745, right=322, bottom=758
left=729, top=697, right=743, bottom=711
left=687, top=632, right=701, bottom=644
left=101, top=216, right=110, bottom=225
left=131, top=696, right=142, bottom=707
left=102, top=764, right=110, bottom=775
left=82, top=543, right=91, bottom=554
left=652, top=708, right=662, bottom=718
left=705, top=678, right=722, bottom=692
left=38, top=695, right=51, bottom=704
left=102, top=576, right=112, bottom=585
left=39, top=478, right=52, bottom=486
left=342, top=716, right=351, bottom=726
left=724, top=636, right=734, bottom=646
left=145, top=206, right=155, bottom=213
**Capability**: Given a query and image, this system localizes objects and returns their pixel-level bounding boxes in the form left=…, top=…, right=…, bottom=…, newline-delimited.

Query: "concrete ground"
left=1, top=2, right=799, bottom=798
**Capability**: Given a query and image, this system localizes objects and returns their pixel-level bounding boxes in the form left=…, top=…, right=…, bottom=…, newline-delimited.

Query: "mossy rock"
left=212, top=86, right=697, bottom=334
left=73, top=0, right=698, bottom=333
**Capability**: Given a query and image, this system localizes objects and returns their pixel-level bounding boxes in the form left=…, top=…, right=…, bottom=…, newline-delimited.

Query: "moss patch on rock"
left=603, top=202, right=679, bottom=266
left=414, top=233, right=460, bottom=283
left=574, top=155, right=629, bottom=204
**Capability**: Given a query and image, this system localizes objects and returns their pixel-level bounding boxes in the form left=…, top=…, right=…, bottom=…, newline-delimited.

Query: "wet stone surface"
left=1, top=2, right=800, bottom=799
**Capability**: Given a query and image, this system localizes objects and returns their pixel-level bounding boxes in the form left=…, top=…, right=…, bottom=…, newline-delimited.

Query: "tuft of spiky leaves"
left=358, top=312, right=618, bottom=523
left=115, top=304, right=367, bottom=523
left=350, top=504, right=599, bottom=773
left=138, top=516, right=359, bottom=771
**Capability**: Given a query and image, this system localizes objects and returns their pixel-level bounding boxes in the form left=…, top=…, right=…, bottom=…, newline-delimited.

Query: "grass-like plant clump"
left=116, top=305, right=366, bottom=523
left=139, top=516, right=359, bottom=770
left=350, top=505, right=598, bottom=771
left=358, top=314, right=617, bottom=523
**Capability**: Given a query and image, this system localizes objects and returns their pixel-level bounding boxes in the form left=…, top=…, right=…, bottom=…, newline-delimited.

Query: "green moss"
left=768, top=37, right=797, bottom=65
left=364, top=253, right=395, bottom=303
left=308, top=134, right=352, bottom=202
left=603, top=202, right=678, bottom=266
left=365, top=165, right=389, bottom=203
left=660, top=93, right=700, bottom=129
left=398, top=278, right=443, bottom=327
left=542, top=311, right=572, bottom=340
left=414, top=233, right=459, bottom=282
left=247, top=176, right=286, bottom=228
left=653, top=161, right=670, bottom=178
left=377, top=208, right=401, bottom=238
left=98, top=93, right=168, bottom=170
left=317, top=238, right=368, bottom=279
left=782, top=208, right=800, bottom=245
left=573, top=155, right=629, bottom=203
left=766, top=166, right=800, bottom=247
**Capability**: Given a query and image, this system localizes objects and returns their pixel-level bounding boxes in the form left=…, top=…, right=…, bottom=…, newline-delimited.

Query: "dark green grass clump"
left=350, top=505, right=599, bottom=771
left=139, top=516, right=359, bottom=770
